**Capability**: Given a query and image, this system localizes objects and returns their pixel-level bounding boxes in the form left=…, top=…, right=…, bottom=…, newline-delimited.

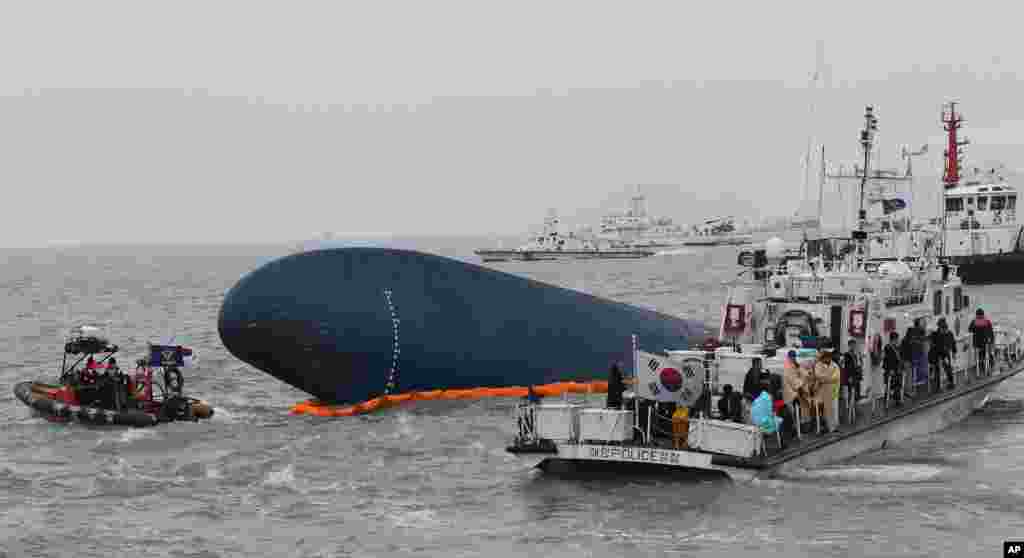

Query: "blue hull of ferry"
left=217, top=247, right=710, bottom=405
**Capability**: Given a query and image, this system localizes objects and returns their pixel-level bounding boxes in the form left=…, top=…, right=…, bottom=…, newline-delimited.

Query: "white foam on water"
left=789, top=464, right=945, bottom=484
left=389, top=508, right=445, bottom=529
left=118, top=428, right=156, bottom=443
left=263, top=463, right=303, bottom=493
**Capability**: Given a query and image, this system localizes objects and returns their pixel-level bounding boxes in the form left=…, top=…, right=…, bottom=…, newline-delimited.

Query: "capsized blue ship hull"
left=217, top=247, right=711, bottom=405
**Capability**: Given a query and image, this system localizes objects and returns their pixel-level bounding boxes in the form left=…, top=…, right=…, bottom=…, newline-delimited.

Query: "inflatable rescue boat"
left=14, top=326, right=214, bottom=427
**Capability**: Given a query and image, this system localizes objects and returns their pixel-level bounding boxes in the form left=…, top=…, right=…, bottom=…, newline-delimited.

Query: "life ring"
left=164, top=367, right=184, bottom=394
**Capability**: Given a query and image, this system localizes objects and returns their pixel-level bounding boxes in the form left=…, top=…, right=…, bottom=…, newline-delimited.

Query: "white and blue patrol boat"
left=506, top=106, right=1024, bottom=481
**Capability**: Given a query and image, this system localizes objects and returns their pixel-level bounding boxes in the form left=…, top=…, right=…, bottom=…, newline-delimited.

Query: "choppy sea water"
left=1, top=240, right=1022, bottom=557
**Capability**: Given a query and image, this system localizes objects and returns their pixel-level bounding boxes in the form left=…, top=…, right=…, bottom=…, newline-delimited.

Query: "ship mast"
left=942, top=102, right=965, bottom=188
left=854, top=106, right=879, bottom=267
left=941, top=102, right=968, bottom=258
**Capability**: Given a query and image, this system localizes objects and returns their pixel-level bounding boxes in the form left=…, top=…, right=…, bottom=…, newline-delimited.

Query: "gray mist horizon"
left=2, top=0, right=1021, bottom=248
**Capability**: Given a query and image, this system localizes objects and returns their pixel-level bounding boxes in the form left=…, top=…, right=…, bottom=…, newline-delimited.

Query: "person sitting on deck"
left=883, top=331, right=903, bottom=405
left=930, top=317, right=957, bottom=390
left=717, top=384, right=744, bottom=422
left=968, top=308, right=995, bottom=376
left=751, top=380, right=785, bottom=449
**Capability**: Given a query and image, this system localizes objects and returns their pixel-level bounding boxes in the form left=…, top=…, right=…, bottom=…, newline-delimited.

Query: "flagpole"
left=632, top=334, right=639, bottom=438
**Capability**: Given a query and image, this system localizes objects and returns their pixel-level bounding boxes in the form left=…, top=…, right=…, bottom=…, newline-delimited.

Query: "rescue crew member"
left=968, top=308, right=995, bottom=376
left=717, top=384, right=743, bottom=422
left=930, top=317, right=957, bottom=389
left=606, top=362, right=625, bottom=409
left=883, top=332, right=903, bottom=405
left=841, top=339, right=863, bottom=420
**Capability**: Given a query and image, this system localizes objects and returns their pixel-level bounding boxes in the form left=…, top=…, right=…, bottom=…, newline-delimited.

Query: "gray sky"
left=1, top=0, right=1020, bottom=246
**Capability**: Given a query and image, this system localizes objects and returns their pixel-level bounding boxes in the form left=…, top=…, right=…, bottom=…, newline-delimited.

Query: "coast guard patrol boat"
left=506, top=106, right=1024, bottom=480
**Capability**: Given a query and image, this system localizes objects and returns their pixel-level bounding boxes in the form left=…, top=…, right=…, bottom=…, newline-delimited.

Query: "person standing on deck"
left=841, top=339, right=863, bottom=421
left=883, top=332, right=903, bottom=405
left=968, top=309, right=995, bottom=376
left=901, top=320, right=928, bottom=396
left=782, top=350, right=806, bottom=437
left=930, top=318, right=958, bottom=389
left=717, top=384, right=744, bottom=422
left=812, top=349, right=841, bottom=433
left=606, top=362, right=625, bottom=409
left=742, top=359, right=764, bottom=403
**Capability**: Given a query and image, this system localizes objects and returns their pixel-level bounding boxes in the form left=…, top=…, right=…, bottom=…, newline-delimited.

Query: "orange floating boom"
left=289, top=380, right=610, bottom=417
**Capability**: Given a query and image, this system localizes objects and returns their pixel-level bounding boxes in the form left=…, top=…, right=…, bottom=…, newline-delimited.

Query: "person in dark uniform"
left=717, top=384, right=743, bottom=422
left=883, top=331, right=903, bottom=405
left=968, top=309, right=995, bottom=376
left=606, top=362, right=625, bottom=409
left=930, top=317, right=957, bottom=389
left=742, top=359, right=764, bottom=402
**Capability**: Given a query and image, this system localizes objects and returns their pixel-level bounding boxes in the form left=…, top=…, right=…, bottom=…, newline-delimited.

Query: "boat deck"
left=508, top=359, right=1023, bottom=477
left=695, top=364, right=1019, bottom=470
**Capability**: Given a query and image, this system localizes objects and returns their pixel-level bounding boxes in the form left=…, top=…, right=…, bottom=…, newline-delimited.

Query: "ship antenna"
left=854, top=105, right=879, bottom=268
left=817, top=144, right=825, bottom=232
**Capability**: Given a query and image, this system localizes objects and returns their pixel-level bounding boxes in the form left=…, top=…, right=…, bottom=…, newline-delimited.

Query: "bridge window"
left=953, top=286, right=962, bottom=311
left=933, top=289, right=942, bottom=316
left=991, top=196, right=1006, bottom=210
left=946, top=198, right=964, bottom=212
left=978, top=197, right=988, bottom=211
left=1010, top=196, right=1017, bottom=210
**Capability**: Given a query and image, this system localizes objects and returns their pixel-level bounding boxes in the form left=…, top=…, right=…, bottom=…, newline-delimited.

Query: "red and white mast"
left=942, top=102, right=968, bottom=188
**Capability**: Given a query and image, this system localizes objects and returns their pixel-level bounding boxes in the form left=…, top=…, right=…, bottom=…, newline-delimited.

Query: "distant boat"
left=474, top=211, right=655, bottom=262
left=933, top=103, right=1024, bottom=284
left=827, top=102, right=1024, bottom=284
left=788, top=215, right=821, bottom=230
left=590, top=192, right=690, bottom=249
left=681, top=216, right=753, bottom=246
